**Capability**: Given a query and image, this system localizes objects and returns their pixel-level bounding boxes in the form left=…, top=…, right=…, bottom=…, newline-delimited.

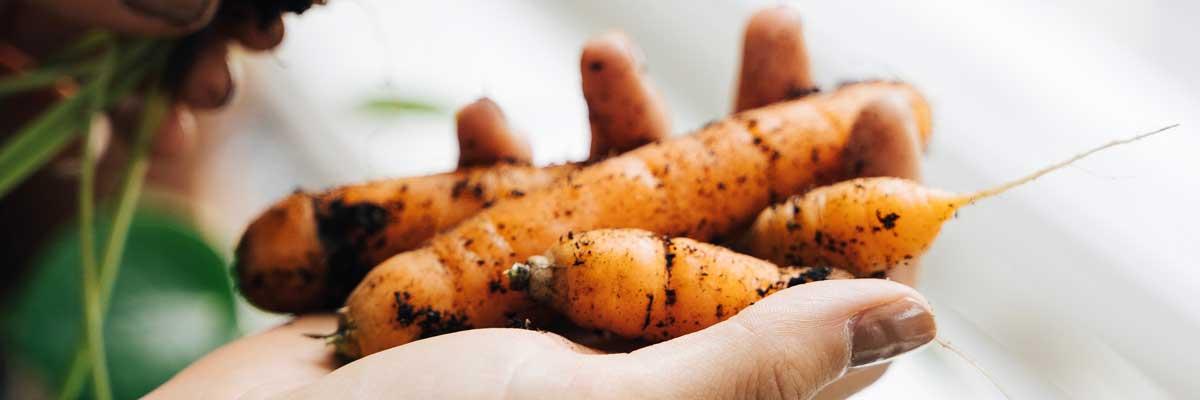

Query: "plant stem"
left=56, top=351, right=88, bottom=400
left=57, top=44, right=170, bottom=400
left=97, top=79, right=168, bottom=302
left=76, top=37, right=117, bottom=400
left=78, top=152, right=109, bottom=400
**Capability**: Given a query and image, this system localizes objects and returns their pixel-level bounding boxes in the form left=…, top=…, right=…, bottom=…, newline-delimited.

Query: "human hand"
left=151, top=279, right=934, bottom=399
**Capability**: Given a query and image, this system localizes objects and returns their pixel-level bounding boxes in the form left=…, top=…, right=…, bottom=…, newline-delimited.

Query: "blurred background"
left=3, top=0, right=1199, bottom=398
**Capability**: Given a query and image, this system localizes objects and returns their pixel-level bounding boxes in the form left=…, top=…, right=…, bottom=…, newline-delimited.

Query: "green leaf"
left=3, top=210, right=238, bottom=399
left=358, top=97, right=442, bottom=116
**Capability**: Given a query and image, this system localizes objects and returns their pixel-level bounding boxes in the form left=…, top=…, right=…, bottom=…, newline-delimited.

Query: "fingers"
left=581, top=31, right=672, bottom=161
left=842, top=95, right=923, bottom=181
left=455, top=98, right=533, bottom=167
left=177, top=33, right=234, bottom=109
left=39, top=0, right=220, bottom=36
left=147, top=315, right=339, bottom=399
left=594, top=279, right=936, bottom=399
left=734, top=6, right=815, bottom=112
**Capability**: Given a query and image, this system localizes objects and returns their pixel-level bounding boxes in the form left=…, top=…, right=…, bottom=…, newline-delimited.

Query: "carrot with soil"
left=505, top=229, right=852, bottom=341
left=235, top=162, right=577, bottom=312
left=236, top=97, right=562, bottom=313
left=333, top=81, right=932, bottom=358
left=741, top=124, right=1177, bottom=277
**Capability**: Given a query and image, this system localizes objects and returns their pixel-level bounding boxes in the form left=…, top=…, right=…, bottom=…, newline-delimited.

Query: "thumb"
left=40, top=0, right=220, bottom=36
left=598, top=279, right=936, bottom=399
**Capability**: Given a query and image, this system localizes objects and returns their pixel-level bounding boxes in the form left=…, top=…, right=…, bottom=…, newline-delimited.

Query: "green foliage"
left=4, top=210, right=238, bottom=399
left=0, top=36, right=167, bottom=198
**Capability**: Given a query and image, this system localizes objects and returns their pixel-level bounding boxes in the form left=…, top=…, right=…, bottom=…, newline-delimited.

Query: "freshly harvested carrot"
left=334, top=81, right=931, bottom=358
left=504, top=229, right=852, bottom=341
left=456, top=97, right=532, bottom=168
left=235, top=163, right=577, bottom=312
left=583, top=31, right=672, bottom=161
left=741, top=125, right=1176, bottom=277
left=734, top=6, right=815, bottom=112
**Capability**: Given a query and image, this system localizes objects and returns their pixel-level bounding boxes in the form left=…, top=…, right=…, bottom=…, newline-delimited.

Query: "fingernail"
left=123, top=0, right=213, bottom=26
left=850, top=297, right=936, bottom=367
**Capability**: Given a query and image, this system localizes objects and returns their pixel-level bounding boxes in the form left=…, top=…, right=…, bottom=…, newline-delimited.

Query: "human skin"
left=150, top=279, right=935, bottom=400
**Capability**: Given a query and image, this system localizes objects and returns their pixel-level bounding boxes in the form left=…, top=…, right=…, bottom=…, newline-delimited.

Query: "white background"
left=191, top=1, right=1200, bottom=398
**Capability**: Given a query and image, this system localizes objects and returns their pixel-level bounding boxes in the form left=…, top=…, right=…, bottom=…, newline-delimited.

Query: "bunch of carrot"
left=233, top=6, right=1169, bottom=359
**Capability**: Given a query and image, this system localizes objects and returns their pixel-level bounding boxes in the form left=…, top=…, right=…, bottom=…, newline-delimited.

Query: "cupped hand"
left=150, top=279, right=935, bottom=399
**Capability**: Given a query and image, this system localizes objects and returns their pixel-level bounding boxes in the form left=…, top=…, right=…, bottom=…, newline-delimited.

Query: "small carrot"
left=505, top=229, right=853, bottom=341
left=741, top=125, right=1178, bottom=277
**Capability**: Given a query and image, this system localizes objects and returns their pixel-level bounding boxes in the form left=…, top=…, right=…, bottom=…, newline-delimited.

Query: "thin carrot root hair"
left=957, top=123, right=1179, bottom=206
left=929, top=123, right=1179, bottom=397
left=934, top=337, right=1012, bottom=400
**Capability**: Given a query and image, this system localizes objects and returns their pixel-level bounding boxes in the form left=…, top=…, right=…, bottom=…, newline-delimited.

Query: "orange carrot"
left=235, top=163, right=577, bottom=312
left=505, top=229, right=852, bottom=341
